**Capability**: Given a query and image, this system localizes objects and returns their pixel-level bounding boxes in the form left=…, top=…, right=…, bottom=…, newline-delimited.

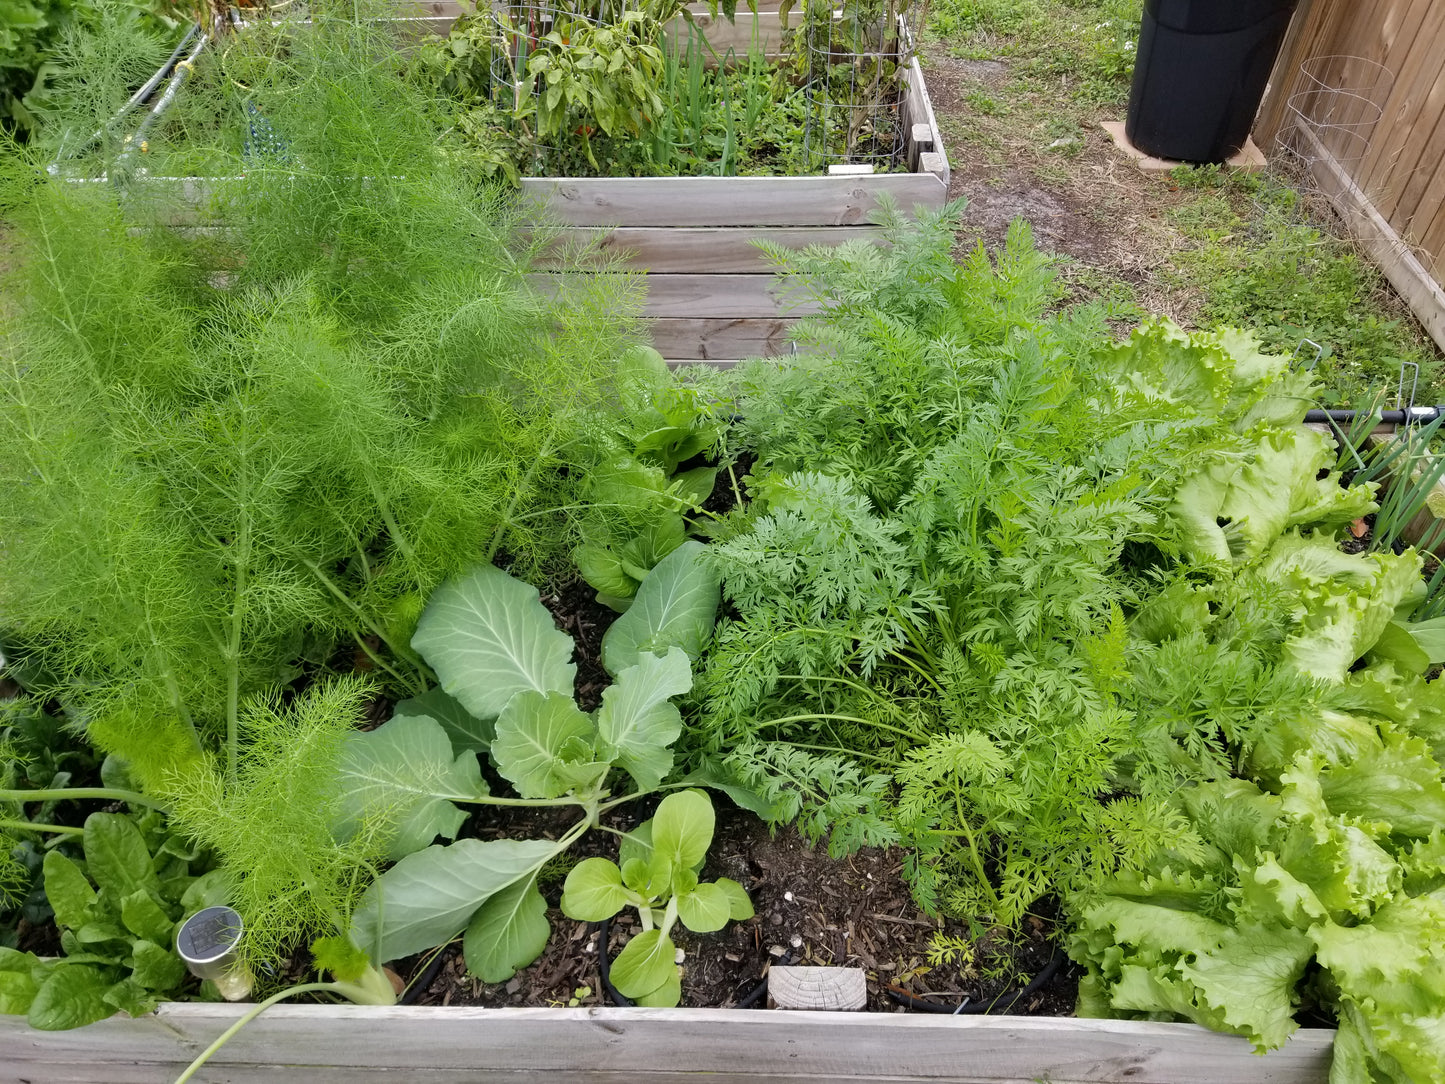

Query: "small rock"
left=770, top=912, right=783, bottom=926
left=769, top=944, right=787, bottom=957
left=505, top=977, right=522, bottom=995
left=674, top=947, right=686, bottom=964
left=783, top=891, right=794, bottom=902
left=790, top=934, right=803, bottom=948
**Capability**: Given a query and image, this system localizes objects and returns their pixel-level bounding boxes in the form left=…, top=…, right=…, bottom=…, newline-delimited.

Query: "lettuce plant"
left=561, top=789, right=753, bottom=1005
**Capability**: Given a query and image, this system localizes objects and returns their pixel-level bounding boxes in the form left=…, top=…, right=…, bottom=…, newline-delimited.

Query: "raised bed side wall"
left=1255, top=0, right=1445, bottom=352
left=0, top=1004, right=1334, bottom=1084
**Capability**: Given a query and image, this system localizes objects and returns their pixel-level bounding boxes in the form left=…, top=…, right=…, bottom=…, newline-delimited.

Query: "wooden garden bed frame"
left=411, top=0, right=952, bottom=363
left=13, top=11, right=1341, bottom=1081
left=0, top=1004, right=1334, bottom=1083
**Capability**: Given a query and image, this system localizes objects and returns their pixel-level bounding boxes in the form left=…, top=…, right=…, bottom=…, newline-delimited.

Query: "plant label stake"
left=177, top=906, right=254, bottom=1001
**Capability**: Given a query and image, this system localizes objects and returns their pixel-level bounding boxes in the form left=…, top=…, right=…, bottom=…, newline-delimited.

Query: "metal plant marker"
left=177, top=905, right=254, bottom=1001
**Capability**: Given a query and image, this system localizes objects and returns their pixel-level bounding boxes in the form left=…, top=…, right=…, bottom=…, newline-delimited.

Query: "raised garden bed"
left=2, top=1005, right=1334, bottom=1083
left=413, top=0, right=951, bottom=363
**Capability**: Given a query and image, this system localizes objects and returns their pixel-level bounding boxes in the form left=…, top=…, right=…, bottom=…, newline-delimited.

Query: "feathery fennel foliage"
left=1, top=13, right=648, bottom=964
left=692, top=207, right=1289, bottom=927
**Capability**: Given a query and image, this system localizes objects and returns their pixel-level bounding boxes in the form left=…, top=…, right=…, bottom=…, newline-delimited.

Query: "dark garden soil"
left=397, top=572, right=1079, bottom=1016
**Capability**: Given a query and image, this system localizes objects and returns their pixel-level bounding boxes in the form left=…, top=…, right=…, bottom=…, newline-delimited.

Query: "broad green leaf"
left=595, top=647, right=691, bottom=791
left=678, top=759, right=783, bottom=820
left=76, top=921, right=128, bottom=946
left=621, top=857, right=651, bottom=894
left=129, top=940, right=186, bottom=991
left=575, top=542, right=638, bottom=600
left=463, top=875, right=551, bottom=983
left=350, top=838, right=558, bottom=964
left=616, top=344, right=670, bottom=407
left=28, top=966, right=117, bottom=1030
left=672, top=466, right=717, bottom=509
left=181, top=869, right=233, bottom=913
left=102, top=977, right=156, bottom=1016
left=633, top=967, right=682, bottom=1007
left=335, top=714, right=483, bottom=860
left=42, top=852, right=96, bottom=930
left=120, top=890, right=175, bottom=945
left=492, top=691, right=601, bottom=799
left=0, top=949, right=45, bottom=1015
left=82, top=812, right=157, bottom=901
left=560, top=858, right=630, bottom=921
left=624, top=517, right=687, bottom=571
left=1178, top=922, right=1314, bottom=1052
left=1368, top=621, right=1431, bottom=675
left=651, top=790, right=714, bottom=876
left=618, top=821, right=655, bottom=871
left=601, top=541, right=719, bottom=675
left=716, top=877, right=754, bottom=921
left=609, top=928, right=677, bottom=1000
left=394, top=686, right=493, bottom=754
left=1404, top=616, right=1445, bottom=665
left=411, top=564, right=576, bottom=721
left=676, top=881, right=730, bottom=933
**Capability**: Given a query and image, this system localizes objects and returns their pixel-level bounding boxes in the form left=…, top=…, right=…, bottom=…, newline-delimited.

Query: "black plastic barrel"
left=1125, top=0, right=1299, bottom=164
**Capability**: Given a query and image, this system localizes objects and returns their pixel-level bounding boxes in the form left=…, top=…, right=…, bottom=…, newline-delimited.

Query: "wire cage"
left=1269, top=54, right=1408, bottom=253
left=1278, top=54, right=1394, bottom=181
left=797, top=0, right=916, bottom=172
left=486, top=0, right=610, bottom=107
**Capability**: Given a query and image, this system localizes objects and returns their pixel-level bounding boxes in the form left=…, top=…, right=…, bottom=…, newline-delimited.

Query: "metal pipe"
left=110, top=31, right=211, bottom=182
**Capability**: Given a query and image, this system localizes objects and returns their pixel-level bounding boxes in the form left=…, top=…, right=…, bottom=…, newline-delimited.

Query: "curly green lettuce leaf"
left=1255, top=532, right=1422, bottom=681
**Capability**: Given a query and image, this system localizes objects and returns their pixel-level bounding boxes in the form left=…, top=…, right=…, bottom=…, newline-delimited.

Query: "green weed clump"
left=1165, top=169, right=1442, bottom=404
left=0, top=12, right=645, bottom=958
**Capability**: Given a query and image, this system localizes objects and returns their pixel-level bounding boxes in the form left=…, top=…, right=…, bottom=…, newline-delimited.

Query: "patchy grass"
left=920, top=0, right=1444, bottom=405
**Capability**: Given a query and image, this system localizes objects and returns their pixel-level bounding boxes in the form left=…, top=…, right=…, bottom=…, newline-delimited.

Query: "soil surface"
left=404, top=802, right=1076, bottom=1014
left=399, top=572, right=1079, bottom=1015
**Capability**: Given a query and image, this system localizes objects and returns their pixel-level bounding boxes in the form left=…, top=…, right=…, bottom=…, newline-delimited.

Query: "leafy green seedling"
left=575, top=346, right=724, bottom=611
left=560, top=789, right=752, bottom=1006
left=0, top=810, right=228, bottom=1030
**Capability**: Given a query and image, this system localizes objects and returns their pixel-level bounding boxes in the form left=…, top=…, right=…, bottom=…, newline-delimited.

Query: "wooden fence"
left=1256, top=0, right=1445, bottom=351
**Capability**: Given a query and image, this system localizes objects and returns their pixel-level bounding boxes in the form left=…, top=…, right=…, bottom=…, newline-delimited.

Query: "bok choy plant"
left=335, top=542, right=747, bottom=985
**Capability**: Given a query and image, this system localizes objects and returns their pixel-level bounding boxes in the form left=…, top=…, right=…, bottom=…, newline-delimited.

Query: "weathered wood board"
left=531, top=226, right=884, bottom=273
left=0, top=1004, right=1334, bottom=1084
left=519, top=175, right=947, bottom=229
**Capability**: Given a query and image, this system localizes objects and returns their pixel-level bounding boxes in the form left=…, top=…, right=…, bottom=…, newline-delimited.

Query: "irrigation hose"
left=1305, top=407, right=1445, bottom=425
left=883, top=948, right=1065, bottom=1015
left=59, top=23, right=201, bottom=164
left=398, top=945, right=452, bottom=1006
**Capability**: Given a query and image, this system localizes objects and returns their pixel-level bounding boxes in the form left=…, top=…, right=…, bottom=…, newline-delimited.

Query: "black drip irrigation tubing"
left=883, top=949, right=1065, bottom=1015
left=1305, top=407, right=1445, bottom=425
left=399, top=947, right=450, bottom=1006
